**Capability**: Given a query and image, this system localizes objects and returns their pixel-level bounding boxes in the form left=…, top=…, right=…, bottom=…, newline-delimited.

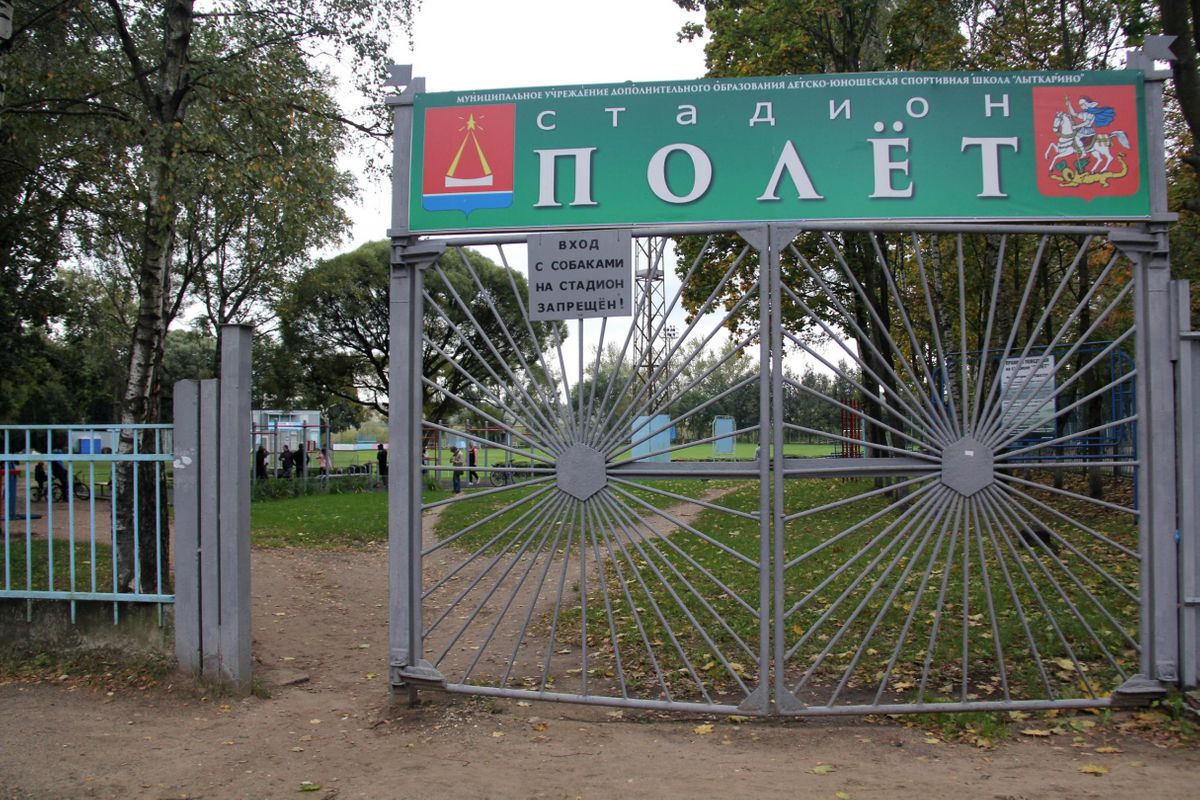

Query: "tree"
left=2, top=1, right=415, bottom=589
left=173, top=32, right=356, bottom=360
left=281, top=240, right=566, bottom=423
left=961, top=1, right=1150, bottom=71
left=1160, top=1, right=1200, bottom=211
left=160, top=326, right=216, bottom=413
left=673, top=0, right=968, bottom=460
left=666, top=340, right=761, bottom=441
left=0, top=4, right=123, bottom=422
left=670, top=2, right=1155, bottom=468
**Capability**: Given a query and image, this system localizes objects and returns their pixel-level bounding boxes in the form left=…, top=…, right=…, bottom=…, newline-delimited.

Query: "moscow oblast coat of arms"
left=1032, top=85, right=1140, bottom=200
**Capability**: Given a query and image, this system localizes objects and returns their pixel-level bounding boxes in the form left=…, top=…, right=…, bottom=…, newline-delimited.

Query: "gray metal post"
left=218, top=324, right=253, bottom=690
left=1175, top=280, right=1199, bottom=688
left=386, top=64, right=445, bottom=695
left=736, top=224, right=770, bottom=714
left=386, top=65, right=421, bottom=238
left=199, top=380, right=221, bottom=675
left=173, top=380, right=201, bottom=674
left=768, top=224, right=803, bottom=714
left=1110, top=41, right=1181, bottom=698
left=1111, top=226, right=1176, bottom=697
left=388, top=242, right=445, bottom=695
left=388, top=256, right=419, bottom=688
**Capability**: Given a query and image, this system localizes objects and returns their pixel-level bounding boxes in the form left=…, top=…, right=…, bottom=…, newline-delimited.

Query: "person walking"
left=376, top=443, right=388, bottom=482
left=255, top=443, right=269, bottom=481
left=280, top=444, right=293, bottom=478
left=468, top=443, right=479, bottom=486
left=451, top=446, right=464, bottom=493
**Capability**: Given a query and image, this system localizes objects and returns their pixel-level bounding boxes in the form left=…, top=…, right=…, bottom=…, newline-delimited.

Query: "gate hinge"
left=390, top=659, right=446, bottom=689
left=392, top=239, right=446, bottom=268
left=1108, top=227, right=1170, bottom=265
left=1112, top=674, right=1168, bottom=707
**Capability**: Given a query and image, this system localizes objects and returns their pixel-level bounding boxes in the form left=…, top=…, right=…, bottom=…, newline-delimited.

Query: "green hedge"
left=251, top=474, right=379, bottom=502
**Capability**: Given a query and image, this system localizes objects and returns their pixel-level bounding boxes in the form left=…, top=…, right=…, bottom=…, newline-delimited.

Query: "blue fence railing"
left=1, top=424, right=175, bottom=620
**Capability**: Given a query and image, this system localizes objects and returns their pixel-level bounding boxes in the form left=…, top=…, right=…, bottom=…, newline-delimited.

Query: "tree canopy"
left=0, top=1, right=415, bottom=428
left=280, top=240, right=567, bottom=423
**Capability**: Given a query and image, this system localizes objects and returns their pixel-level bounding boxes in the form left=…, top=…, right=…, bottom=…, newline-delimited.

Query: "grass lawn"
left=252, top=491, right=388, bottom=548
left=560, top=474, right=1139, bottom=706
left=1, top=538, right=116, bottom=593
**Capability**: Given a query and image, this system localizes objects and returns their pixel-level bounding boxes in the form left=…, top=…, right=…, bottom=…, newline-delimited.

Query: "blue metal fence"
left=1, top=424, right=174, bottom=620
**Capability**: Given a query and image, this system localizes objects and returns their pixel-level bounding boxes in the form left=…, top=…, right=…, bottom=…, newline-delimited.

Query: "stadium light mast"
left=633, top=237, right=669, bottom=406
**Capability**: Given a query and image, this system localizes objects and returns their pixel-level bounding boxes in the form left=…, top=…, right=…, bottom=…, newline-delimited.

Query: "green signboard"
left=408, top=70, right=1148, bottom=234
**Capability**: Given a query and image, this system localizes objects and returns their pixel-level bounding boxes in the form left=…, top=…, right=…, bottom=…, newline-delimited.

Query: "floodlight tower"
left=633, top=237, right=669, bottom=405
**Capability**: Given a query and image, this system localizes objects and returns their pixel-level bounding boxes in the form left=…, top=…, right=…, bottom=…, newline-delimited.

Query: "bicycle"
left=30, top=477, right=90, bottom=502
left=488, top=465, right=525, bottom=487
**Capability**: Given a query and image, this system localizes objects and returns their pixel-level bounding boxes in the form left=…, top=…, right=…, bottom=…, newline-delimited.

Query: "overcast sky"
left=406, top=0, right=706, bottom=92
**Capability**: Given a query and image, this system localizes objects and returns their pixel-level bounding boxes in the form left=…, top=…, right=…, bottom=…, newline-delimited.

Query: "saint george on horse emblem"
left=1033, top=84, right=1139, bottom=199
left=1043, top=94, right=1131, bottom=185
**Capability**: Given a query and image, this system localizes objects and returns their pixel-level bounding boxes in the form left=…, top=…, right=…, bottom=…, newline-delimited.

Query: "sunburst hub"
left=556, top=444, right=607, bottom=500
left=940, top=437, right=994, bottom=497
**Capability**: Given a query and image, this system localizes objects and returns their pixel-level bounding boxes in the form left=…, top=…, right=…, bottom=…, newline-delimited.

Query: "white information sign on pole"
left=1000, top=355, right=1057, bottom=435
left=527, top=230, right=632, bottom=321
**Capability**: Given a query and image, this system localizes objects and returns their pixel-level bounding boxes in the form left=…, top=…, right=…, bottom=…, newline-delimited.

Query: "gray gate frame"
left=385, top=45, right=1198, bottom=712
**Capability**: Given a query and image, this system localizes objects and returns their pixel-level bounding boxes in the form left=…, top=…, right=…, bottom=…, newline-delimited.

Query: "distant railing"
left=0, top=424, right=174, bottom=619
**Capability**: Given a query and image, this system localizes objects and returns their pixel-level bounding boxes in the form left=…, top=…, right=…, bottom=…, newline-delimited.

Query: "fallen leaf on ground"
left=810, top=763, right=835, bottom=775
left=1078, top=764, right=1109, bottom=776
left=1095, top=746, right=1122, bottom=754
left=299, top=781, right=321, bottom=792
left=491, top=731, right=505, bottom=738
left=694, top=723, right=714, bottom=735
left=1021, top=729, right=1053, bottom=737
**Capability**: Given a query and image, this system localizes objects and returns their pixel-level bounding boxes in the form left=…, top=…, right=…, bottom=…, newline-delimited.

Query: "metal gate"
left=387, top=220, right=1185, bottom=716
left=386, top=52, right=1191, bottom=714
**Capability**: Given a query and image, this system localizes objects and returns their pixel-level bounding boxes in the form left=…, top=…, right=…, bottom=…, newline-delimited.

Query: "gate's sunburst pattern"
left=396, top=226, right=1143, bottom=716
left=416, top=235, right=770, bottom=712
left=772, top=229, right=1139, bottom=713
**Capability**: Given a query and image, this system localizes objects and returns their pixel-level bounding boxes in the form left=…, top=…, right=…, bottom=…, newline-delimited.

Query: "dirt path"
left=2, top=493, right=1198, bottom=799
left=417, top=483, right=746, bottom=693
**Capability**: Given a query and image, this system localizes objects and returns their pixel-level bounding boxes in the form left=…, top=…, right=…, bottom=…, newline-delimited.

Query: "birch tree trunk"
left=115, top=0, right=194, bottom=591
